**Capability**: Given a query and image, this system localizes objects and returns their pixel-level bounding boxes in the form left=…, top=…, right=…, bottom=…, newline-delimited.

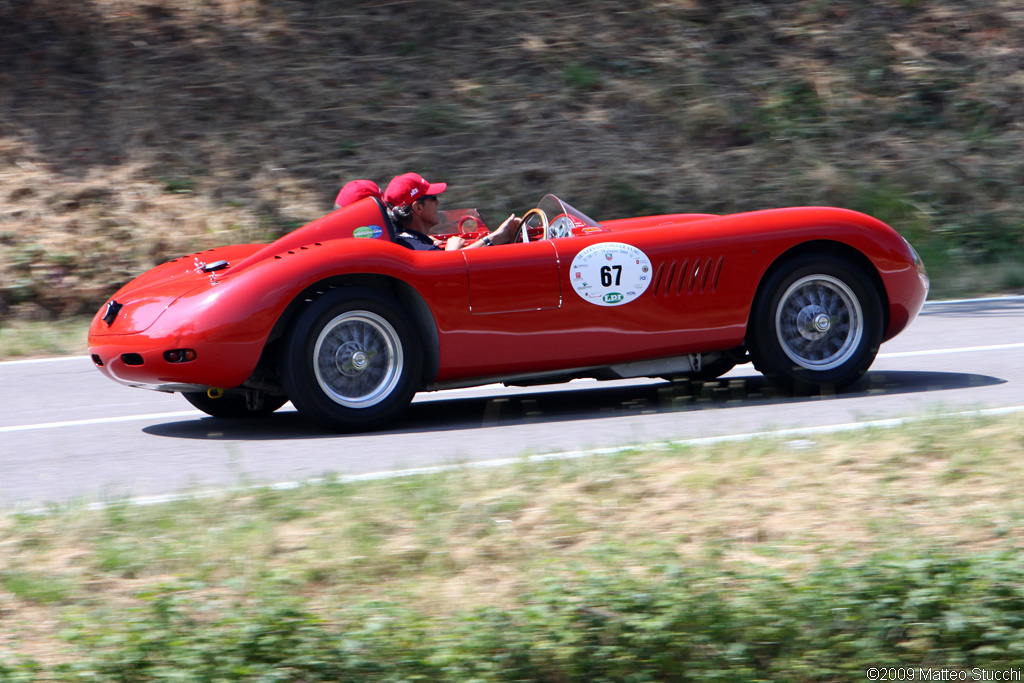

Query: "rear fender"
left=262, top=274, right=440, bottom=387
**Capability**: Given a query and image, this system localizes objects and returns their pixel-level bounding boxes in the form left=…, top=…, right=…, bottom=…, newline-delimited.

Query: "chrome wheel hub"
left=795, top=306, right=832, bottom=340
left=336, top=342, right=372, bottom=376
left=314, top=311, right=403, bottom=408
left=776, top=274, right=863, bottom=371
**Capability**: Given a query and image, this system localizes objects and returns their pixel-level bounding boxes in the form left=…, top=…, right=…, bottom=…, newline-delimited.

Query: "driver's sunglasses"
left=418, top=195, right=439, bottom=204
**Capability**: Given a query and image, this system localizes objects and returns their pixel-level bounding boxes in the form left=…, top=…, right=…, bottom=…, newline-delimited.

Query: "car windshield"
left=429, top=208, right=488, bottom=236
left=536, top=194, right=602, bottom=238
left=429, top=195, right=602, bottom=239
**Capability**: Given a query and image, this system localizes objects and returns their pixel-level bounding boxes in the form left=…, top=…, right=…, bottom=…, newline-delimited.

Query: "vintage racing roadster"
left=88, top=194, right=929, bottom=431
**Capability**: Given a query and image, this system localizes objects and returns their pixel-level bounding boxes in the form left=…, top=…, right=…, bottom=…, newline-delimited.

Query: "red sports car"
left=88, top=194, right=929, bottom=431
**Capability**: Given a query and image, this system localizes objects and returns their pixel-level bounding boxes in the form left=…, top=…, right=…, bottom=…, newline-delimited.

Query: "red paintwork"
left=88, top=197, right=928, bottom=392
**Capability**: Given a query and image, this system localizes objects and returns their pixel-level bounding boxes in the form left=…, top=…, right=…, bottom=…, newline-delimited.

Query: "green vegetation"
left=6, top=556, right=1024, bottom=681
left=1, top=0, right=1022, bottom=328
left=2, top=412, right=1024, bottom=678
left=0, top=315, right=91, bottom=359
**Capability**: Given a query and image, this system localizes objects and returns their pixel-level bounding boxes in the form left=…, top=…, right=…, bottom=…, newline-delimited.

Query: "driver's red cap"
left=384, top=173, right=447, bottom=208
left=335, top=179, right=383, bottom=208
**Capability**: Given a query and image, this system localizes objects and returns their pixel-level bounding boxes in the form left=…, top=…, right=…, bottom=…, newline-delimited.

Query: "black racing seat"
left=374, top=197, right=398, bottom=242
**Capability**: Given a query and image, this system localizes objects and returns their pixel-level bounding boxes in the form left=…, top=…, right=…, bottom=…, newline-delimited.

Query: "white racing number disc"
left=570, top=242, right=652, bottom=306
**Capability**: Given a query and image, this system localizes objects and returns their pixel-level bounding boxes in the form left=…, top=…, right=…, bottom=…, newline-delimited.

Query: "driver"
left=384, top=172, right=521, bottom=251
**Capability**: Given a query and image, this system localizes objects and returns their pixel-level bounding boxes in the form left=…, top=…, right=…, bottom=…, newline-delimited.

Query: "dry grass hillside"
left=2, top=0, right=1023, bottom=320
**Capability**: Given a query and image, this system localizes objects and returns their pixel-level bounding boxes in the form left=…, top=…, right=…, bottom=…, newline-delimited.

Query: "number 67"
left=600, top=265, right=622, bottom=287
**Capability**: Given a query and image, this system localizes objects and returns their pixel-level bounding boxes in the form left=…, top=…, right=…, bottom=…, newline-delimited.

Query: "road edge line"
left=24, top=404, right=1024, bottom=515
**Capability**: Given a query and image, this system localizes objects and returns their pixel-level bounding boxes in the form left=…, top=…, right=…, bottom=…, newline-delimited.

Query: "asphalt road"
left=2, top=296, right=1023, bottom=507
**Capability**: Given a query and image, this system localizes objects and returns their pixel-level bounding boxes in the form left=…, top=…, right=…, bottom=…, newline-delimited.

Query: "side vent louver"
left=651, top=257, right=724, bottom=297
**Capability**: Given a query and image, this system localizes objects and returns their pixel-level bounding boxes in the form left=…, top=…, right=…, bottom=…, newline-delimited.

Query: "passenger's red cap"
left=335, top=179, right=383, bottom=208
left=384, top=173, right=447, bottom=208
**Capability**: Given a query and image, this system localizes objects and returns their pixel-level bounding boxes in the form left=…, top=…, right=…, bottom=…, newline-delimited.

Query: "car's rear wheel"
left=182, top=391, right=288, bottom=418
left=749, top=253, right=882, bottom=393
left=282, top=287, right=422, bottom=431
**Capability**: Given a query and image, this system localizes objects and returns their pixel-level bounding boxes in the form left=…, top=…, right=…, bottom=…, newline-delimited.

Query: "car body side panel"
left=429, top=230, right=755, bottom=381
left=426, top=207, right=924, bottom=382
left=88, top=205, right=927, bottom=391
left=464, top=241, right=561, bottom=314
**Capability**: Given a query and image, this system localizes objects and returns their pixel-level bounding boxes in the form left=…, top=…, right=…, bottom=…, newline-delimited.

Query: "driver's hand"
left=494, top=213, right=522, bottom=244
left=445, top=236, right=466, bottom=251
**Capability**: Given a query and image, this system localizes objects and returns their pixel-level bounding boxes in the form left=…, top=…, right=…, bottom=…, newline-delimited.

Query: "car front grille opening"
left=120, top=353, right=144, bottom=366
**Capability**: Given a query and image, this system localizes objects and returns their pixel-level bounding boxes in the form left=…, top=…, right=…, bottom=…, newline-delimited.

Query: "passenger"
left=384, top=172, right=521, bottom=251
left=335, top=179, right=384, bottom=210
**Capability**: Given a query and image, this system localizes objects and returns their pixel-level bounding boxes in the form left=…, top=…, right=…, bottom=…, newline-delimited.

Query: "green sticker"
left=353, top=225, right=384, bottom=239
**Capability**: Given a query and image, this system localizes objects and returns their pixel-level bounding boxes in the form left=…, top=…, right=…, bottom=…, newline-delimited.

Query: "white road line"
left=62, top=404, right=1024, bottom=513
left=0, top=411, right=202, bottom=434
left=8, top=337, right=1021, bottom=373
left=923, top=295, right=1024, bottom=305
left=3, top=340, right=1023, bottom=434
left=0, top=355, right=90, bottom=367
left=878, top=342, right=1024, bottom=359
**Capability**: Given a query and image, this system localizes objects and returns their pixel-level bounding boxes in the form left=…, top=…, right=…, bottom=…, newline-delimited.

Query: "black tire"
left=182, top=391, right=288, bottom=418
left=748, top=253, right=883, bottom=394
left=281, top=287, right=422, bottom=432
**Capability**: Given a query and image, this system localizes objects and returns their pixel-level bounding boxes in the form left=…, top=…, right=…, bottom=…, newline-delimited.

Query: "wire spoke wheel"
left=749, top=253, right=883, bottom=393
left=313, top=311, right=403, bottom=409
left=283, top=287, right=422, bottom=432
left=775, top=274, right=863, bottom=371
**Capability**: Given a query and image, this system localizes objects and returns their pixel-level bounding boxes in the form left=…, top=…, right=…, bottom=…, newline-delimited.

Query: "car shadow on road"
left=142, top=369, right=1005, bottom=440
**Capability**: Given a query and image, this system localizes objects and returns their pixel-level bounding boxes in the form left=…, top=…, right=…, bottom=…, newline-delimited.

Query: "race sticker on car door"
left=570, top=242, right=652, bottom=306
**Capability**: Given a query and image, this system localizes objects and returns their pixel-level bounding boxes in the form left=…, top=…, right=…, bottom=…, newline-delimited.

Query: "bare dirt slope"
left=2, top=0, right=1023, bottom=319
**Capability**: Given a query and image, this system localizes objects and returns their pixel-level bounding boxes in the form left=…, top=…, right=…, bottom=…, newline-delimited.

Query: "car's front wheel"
left=282, top=287, right=422, bottom=431
left=749, top=253, right=883, bottom=393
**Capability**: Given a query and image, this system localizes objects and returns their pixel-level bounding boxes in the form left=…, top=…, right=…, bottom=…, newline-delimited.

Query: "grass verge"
left=0, top=316, right=91, bottom=361
left=2, top=411, right=1024, bottom=679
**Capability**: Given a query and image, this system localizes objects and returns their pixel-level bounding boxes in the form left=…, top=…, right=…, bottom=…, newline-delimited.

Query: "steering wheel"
left=514, top=208, right=549, bottom=243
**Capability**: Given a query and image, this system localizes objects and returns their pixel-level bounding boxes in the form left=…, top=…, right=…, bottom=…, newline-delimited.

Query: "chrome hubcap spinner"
left=776, top=274, right=863, bottom=371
